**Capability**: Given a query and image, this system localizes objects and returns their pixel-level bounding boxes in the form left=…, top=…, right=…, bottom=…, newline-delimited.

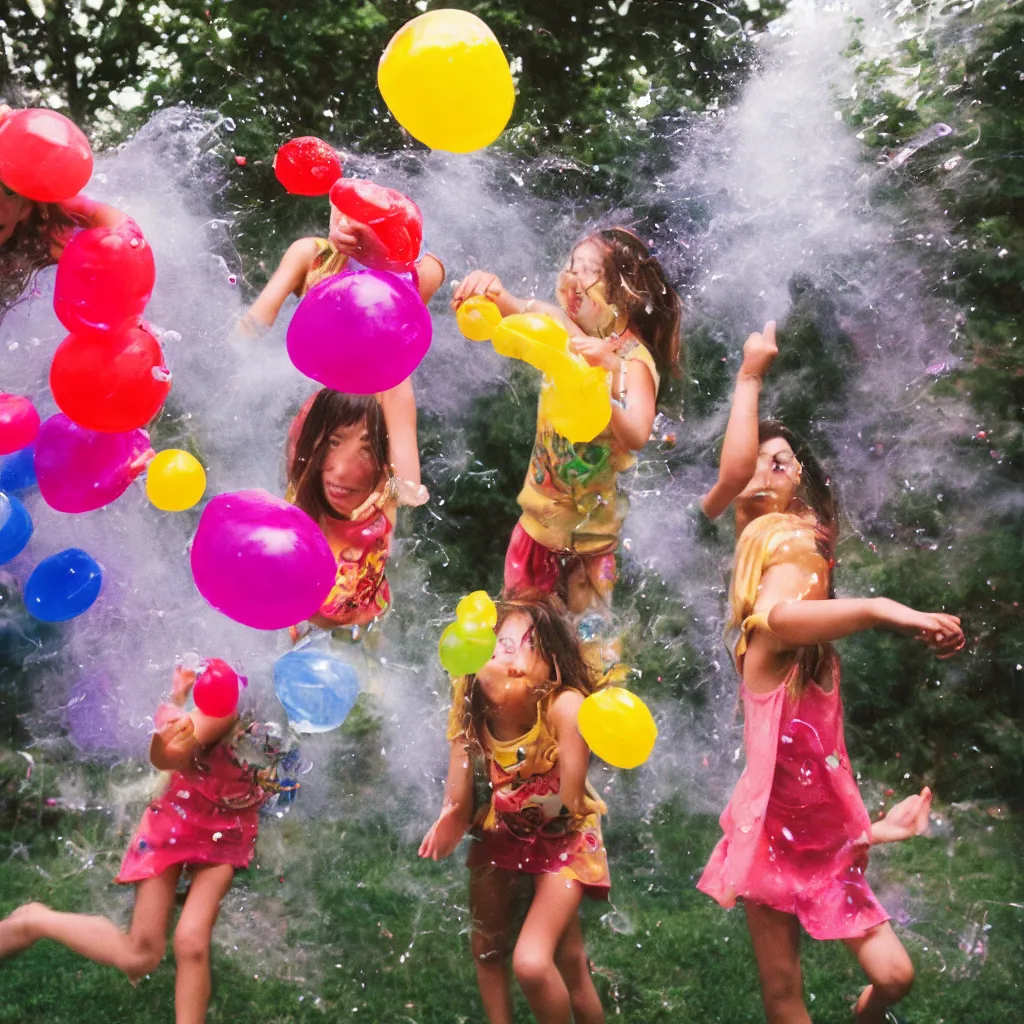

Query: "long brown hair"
left=585, top=227, right=682, bottom=391
left=288, top=390, right=388, bottom=521
left=446, top=589, right=596, bottom=751
left=0, top=198, right=78, bottom=319
left=759, top=420, right=838, bottom=570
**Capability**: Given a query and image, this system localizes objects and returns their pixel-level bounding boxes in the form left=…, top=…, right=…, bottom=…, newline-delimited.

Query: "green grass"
left=1, top=795, right=1021, bottom=1023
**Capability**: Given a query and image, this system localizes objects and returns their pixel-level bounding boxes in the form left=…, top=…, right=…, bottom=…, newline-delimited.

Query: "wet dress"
left=697, top=512, right=889, bottom=940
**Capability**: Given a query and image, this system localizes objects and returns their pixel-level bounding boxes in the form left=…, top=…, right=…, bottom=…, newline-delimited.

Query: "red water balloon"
left=193, top=658, right=243, bottom=718
left=53, top=219, right=156, bottom=334
left=274, top=137, right=343, bottom=196
left=329, top=178, right=423, bottom=270
left=0, top=394, right=40, bottom=455
left=0, top=108, right=93, bottom=203
left=50, top=325, right=171, bottom=432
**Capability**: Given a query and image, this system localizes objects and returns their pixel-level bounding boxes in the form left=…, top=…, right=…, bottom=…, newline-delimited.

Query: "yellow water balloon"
left=146, top=449, right=206, bottom=512
left=456, top=295, right=503, bottom=342
left=456, top=589, right=498, bottom=630
left=577, top=687, right=658, bottom=770
left=378, top=10, right=515, bottom=154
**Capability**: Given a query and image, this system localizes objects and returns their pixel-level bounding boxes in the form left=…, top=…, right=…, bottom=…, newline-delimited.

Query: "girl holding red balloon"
left=0, top=660, right=294, bottom=1022
left=452, top=228, right=681, bottom=679
left=421, top=591, right=609, bottom=1024
left=0, top=104, right=130, bottom=314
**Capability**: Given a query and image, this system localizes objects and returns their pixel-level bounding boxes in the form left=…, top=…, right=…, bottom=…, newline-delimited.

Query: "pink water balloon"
left=34, top=414, right=152, bottom=513
left=0, top=394, right=40, bottom=455
left=286, top=269, right=432, bottom=394
left=53, top=219, right=156, bottom=335
left=190, top=489, right=336, bottom=630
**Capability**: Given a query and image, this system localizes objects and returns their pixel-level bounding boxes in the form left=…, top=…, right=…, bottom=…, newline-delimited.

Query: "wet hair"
left=0, top=197, right=78, bottom=319
left=288, top=390, right=388, bottom=521
left=580, top=227, right=682, bottom=391
left=302, top=241, right=348, bottom=295
left=758, top=420, right=838, bottom=567
left=446, top=589, right=596, bottom=752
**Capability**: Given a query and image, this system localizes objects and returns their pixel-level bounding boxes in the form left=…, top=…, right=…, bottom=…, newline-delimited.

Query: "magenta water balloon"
left=286, top=269, right=432, bottom=394
left=190, top=489, right=336, bottom=630
left=34, top=414, right=152, bottom=513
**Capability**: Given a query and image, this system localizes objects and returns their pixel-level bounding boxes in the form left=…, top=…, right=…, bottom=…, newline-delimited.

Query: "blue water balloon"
left=0, top=444, right=37, bottom=494
left=0, top=492, right=33, bottom=563
left=24, top=548, right=103, bottom=622
left=273, top=647, right=361, bottom=733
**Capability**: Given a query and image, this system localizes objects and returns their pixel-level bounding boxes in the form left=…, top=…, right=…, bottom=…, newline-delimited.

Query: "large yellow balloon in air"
left=378, top=10, right=515, bottom=153
left=146, top=449, right=206, bottom=512
left=578, top=687, right=658, bottom=770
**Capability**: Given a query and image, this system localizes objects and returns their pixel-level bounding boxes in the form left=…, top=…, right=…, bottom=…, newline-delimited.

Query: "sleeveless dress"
left=116, top=719, right=293, bottom=883
left=697, top=513, right=889, bottom=940
left=460, top=694, right=611, bottom=899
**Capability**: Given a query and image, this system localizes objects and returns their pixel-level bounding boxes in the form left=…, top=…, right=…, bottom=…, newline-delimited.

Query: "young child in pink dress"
left=697, top=323, right=965, bottom=1024
left=420, top=590, right=608, bottom=1024
left=0, top=663, right=292, bottom=1023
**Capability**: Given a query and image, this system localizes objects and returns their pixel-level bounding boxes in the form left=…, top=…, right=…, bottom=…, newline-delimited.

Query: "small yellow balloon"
left=456, top=589, right=498, bottom=629
left=378, top=10, right=515, bottom=153
left=491, top=313, right=612, bottom=443
left=577, top=687, right=657, bottom=770
left=457, top=296, right=503, bottom=342
left=146, top=449, right=206, bottom=512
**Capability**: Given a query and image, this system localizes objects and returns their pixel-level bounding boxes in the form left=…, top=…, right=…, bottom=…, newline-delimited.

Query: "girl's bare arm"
left=237, top=237, right=321, bottom=335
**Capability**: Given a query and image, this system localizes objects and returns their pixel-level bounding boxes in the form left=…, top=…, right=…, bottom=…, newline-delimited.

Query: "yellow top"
left=516, top=339, right=660, bottom=555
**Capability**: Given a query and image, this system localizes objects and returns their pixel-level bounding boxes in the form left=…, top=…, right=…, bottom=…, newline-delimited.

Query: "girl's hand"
left=871, top=786, right=932, bottom=844
left=157, top=715, right=195, bottom=757
left=394, top=477, right=429, bottom=508
left=877, top=600, right=965, bottom=658
left=451, top=270, right=504, bottom=311
left=171, top=665, right=196, bottom=706
left=569, top=335, right=622, bottom=371
left=740, top=321, right=778, bottom=380
left=0, top=104, right=12, bottom=127
left=329, top=219, right=388, bottom=265
left=418, top=801, right=469, bottom=861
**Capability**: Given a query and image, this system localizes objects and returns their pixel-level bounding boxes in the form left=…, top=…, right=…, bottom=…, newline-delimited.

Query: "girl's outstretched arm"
left=549, top=689, right=590, bottom=818
left=701, top=321, right=777, bottom=520
left=237, top=237, right=321, bottom=336
left=60, top=194, right=129, bottom=231
left=149, top=709, right=237, bottom=772
left=378, top=377, right=421, bottom=488
left=419, top=739, right=475, bottom=860
left=451, top=270, right=564, bottom=321
left=871, top=787, right=932, bottom=844
left=416, top=253, right=446, bottom=303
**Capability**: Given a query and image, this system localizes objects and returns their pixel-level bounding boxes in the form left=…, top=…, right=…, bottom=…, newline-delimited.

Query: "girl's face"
left=0, top=186, right=31, bottom=249
left=320, top=419, right=380, bottom=516
left=557, top=239, right=618, bottom=335
left=736, top=436, right=803, bottom=518
left=476, top=612, right=552, bottom=708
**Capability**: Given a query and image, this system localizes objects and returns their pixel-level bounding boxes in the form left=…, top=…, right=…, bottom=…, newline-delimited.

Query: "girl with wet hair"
left=699, top=323, right=965, bottom=1024
left=451, top=227, right=682, bottom=680
left=420, top=589, right=609, bottom=1024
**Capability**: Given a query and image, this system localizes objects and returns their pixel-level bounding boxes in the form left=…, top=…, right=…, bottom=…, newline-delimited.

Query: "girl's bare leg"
left=842, top=922, right=914, bottom=1024
left=512, top=874, right=588, bottom=1024
left=0, top=866, right=181, bottom=982
left=469, top=865, right=518, bottom=1024
left=555, top=914, right=605, bottom=1024
left=744, top=901, right=811, bottom=1024
left=172, top=862, right=235, bottom=1024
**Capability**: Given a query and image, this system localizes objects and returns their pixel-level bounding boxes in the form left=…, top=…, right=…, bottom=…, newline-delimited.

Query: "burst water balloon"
left=190, top=489, right=336, bottom=630
left=273, top=646, right=361, bottom=733
left=274, top=136, right=343, bottom=195
left=53, top=219, right=156, bottom=335
left=0, top=108, right=93, bottom=202
left=50, top=324, right=171, bottom=432
left=378, top=10, right=515, bottom=153
left=286, top=269, right=432, bottom=394
left=65, top=673, right=119, bottom=753
left=0, top=492, right=32, bottom=563
left=0, top=394, right=40, bottom=455
left=24, top=547, right=103, bottom=622
left=34, top=415, right=152, bottom=514
left=456, top=295, right=503, bottom=342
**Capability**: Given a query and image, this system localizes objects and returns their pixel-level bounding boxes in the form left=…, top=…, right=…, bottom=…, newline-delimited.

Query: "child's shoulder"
left=547, top=686, right=586, bottom=725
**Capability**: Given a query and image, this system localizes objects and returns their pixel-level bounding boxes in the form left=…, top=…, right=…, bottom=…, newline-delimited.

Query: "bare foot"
left=0, top=902, right=47, bottom=958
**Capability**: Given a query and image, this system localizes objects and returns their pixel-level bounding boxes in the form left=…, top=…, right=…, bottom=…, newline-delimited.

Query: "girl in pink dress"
left=698, top=323, right=965, bottom=1024
left=0, top=663, right=292, bottom=1023
left=420, top=591, right=608, bottom=1024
